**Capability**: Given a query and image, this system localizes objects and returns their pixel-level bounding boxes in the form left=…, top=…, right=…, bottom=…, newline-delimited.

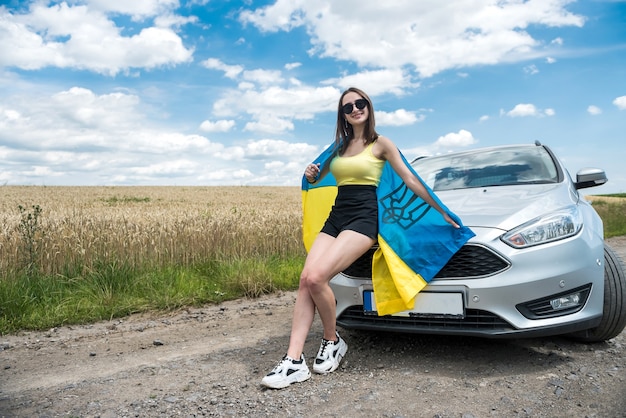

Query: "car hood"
left=437, top=183, right=578, bottom=232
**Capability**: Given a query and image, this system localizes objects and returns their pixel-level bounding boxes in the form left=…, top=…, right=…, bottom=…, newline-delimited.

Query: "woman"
left=261, top=87, right=460, bottom=389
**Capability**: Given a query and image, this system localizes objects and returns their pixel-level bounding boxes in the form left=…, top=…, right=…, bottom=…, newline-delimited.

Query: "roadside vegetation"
left=0, top=187, right=624, bottom=334
left=0, top=186, right=305, bottom=334
left=586, top=194, right=626, bottom=238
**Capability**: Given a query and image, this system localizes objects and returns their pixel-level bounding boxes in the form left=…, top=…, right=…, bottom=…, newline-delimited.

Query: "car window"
left=412, top=147, right=559, bottom=191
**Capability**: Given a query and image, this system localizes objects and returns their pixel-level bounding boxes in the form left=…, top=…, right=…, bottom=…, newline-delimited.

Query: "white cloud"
left=202, top=61, right=346, bottom=134
left=0, top=83, right=326, bottom=186
left=213, top=85, right=340, bottom=131
left=205, top=64, right=419, bottom=134
left=201, top=58, right=244, bottom=79
left=243, top=69, right=284, bottom=85
left=376, top=109, right=424, bottom=127
left=265, top=160, right=285, bottom=170
left=232, top=169, right=254, bottom=179
left=506, top=104, right=538, bottom=117
left=244, top=117, right=294, bottom=134
left=238, top=81, right=256, bottom=90
left=613, top=96, right=626, bottom=110
left=505, top=103, right=555, bottom=117
left=202, top=170, right=236, bottom=181
left=0, top=87, right=143, bottom=151
left=154, top=13, right=198, bottom=29
left=326, top=69, right=419, bottom=96
left=285, top=62, right=301, bottom=70
left=0, top=2, right=193, bottom=76
left=587, top=105, right=602, bottom=115
left=206, top=139, right=318, bottom=184
left=524, top=65, right=539, bottom=75
left=403, top=129, right=477, bottom=159
left=86, top=0, right=180, bottom=19
left=51, top=87, right=141, bottom=130
left=0, top=86, right=248, bottom=184
left=199, top=119, right=236, bottom=133
left=551, top=37, right=564, bottom=46
left=434, top=129, right=477, bottom=148
left=28, top=165, right=58, bottom=177
left=240, top=0, right=584, bottom=77
left=131, top=159, right=198, bottom=176
left=2, top=108, right=21, bottom=121
left=244, top=139, right=317, bottom=158
left=205, top=62, right=284, bottom=87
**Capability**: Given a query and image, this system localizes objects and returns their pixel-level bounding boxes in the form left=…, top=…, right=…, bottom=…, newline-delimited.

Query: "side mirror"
left=575, top=168, right=608, bottom=189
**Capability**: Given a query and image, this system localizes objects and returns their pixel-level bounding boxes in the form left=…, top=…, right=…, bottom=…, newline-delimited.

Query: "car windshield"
left=412, top=146, right=559, bottom=191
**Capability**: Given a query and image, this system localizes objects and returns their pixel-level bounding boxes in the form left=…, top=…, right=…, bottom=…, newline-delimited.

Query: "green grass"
left=102, top=195, right=151, bottom=204
left=597, top=193, right=626, bottom=198
left=589, top=195, right=626, bottom=238
left=0, top=256, right=304, bottom=334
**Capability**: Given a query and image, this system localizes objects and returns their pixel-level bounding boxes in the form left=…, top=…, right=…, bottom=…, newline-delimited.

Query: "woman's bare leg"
left=286, top=230, right=375, bottom=359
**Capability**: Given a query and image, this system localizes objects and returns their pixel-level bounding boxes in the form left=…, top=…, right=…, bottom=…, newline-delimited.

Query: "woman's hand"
left=305, top=163, right=320, bottom=183
left=443, top=213, right=461, bottom=229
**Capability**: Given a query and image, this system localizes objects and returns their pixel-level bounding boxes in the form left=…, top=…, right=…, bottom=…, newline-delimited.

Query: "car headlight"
left=501, top=206, right=583, bottom=248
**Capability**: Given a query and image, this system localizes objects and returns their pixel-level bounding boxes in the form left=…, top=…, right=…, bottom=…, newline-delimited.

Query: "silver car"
left=330, top=142, right=626, bottom=342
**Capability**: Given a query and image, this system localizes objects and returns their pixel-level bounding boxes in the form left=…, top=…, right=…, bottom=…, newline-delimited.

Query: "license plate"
left=363, top=290, right=464, bottom=318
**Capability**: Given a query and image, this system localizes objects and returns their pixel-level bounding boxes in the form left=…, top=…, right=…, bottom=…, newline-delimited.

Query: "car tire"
left=569, top=243, right=626, bottom=343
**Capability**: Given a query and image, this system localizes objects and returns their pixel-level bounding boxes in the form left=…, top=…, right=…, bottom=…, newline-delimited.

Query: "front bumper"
left=330, top=228, right=605, bottom=339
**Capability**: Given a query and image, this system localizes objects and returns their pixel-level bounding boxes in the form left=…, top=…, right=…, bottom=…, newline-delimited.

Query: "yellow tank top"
left=330, top=142, right=385, bottom=186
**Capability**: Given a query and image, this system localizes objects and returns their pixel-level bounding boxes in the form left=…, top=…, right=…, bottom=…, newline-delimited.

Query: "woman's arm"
left=375, top=136, right=460, bottom=228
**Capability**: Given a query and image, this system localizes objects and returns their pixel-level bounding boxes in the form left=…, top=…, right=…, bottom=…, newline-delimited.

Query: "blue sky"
left=1, top=0, right=625, bottom=193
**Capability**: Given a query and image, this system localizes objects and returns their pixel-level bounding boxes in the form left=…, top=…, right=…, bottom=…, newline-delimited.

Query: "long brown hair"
left=334, top=87, right=379, bottom=155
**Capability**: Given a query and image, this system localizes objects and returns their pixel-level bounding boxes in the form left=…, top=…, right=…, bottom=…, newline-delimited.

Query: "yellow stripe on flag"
left=372, top=236, right=428, bottom=316
left=301, top=186, right=337, bottom=252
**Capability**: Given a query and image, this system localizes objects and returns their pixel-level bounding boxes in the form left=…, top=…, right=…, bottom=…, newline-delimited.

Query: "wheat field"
left=0, top=186, right=304, bottom=276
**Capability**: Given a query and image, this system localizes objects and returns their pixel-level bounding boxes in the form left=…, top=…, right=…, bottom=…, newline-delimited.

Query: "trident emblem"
left=379, top=183, right=432, bottom=230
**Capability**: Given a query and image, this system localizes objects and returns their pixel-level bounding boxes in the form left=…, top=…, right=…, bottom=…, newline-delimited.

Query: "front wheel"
left=569, top=244, right=626, bottom=343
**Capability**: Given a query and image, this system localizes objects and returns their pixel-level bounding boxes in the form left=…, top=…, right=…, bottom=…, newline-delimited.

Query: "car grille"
left=341, top=244, right=510, bottom=279
left=342, top=246, right=378, bottom=278
left=435, top=244, right=509, bottom=278
left=337, top=306, right=514, bottom=334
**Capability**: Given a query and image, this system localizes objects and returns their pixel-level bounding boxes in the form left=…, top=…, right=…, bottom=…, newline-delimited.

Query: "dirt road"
left=1, top=237, right=625, bottom=418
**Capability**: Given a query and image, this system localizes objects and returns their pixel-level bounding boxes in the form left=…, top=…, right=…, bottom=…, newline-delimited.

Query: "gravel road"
left=1, top=237, right=625, bottom=418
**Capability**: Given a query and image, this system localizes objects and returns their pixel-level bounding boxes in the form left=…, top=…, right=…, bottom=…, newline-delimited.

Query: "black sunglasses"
left=342, top=99, right=368, bottom=114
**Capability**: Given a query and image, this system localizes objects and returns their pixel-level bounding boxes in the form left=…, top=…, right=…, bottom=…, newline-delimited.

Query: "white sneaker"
left=313, top=333, right=348, bottom=374
left=261, top=354, right=311, bottom=389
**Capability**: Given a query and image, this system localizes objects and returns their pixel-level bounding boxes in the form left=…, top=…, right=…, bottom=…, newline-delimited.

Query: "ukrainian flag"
left=302, top=144, right=475, bottom=316
left=301, top=143, right=339, bottom=252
